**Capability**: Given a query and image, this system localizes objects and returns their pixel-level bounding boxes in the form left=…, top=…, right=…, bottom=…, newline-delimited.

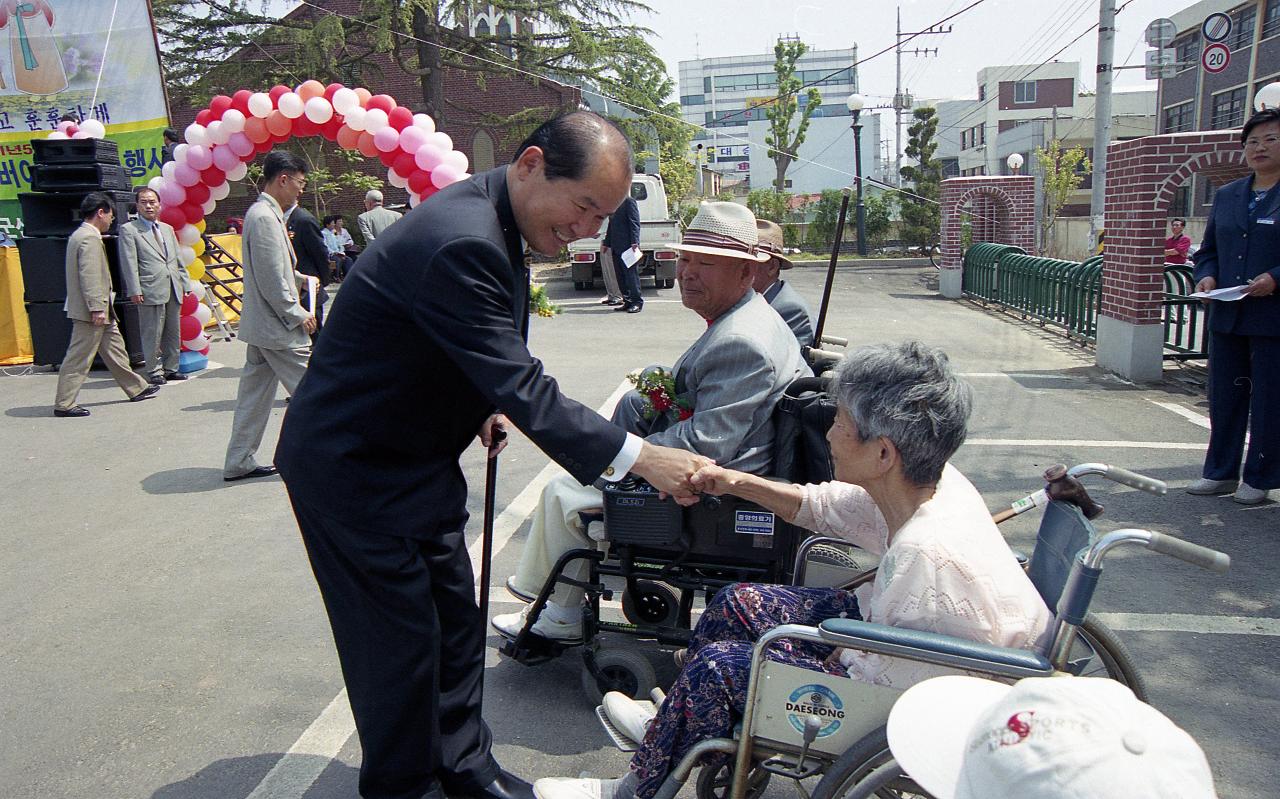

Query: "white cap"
left=887, top=676, right=1217, bottom=799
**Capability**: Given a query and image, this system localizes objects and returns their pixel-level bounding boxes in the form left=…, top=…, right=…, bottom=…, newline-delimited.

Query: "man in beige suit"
left=53, top=193, right=159, bottom=417
left=223, top=151, right=317, bottom=481
left=120, top=186, right=191, bottom=385
left=356, top=189, right=401, bottom=244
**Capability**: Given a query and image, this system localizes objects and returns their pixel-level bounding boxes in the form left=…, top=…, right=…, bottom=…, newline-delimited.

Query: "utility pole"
left=896, top=6, right=949, bottom=187
left=1089, top=0, right=1116, bottom=252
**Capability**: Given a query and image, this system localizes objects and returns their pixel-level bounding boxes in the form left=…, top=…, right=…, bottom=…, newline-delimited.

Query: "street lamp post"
left=845, top=93, right=868, bottom=256
left=1007, top=152, right=1024, bottom=175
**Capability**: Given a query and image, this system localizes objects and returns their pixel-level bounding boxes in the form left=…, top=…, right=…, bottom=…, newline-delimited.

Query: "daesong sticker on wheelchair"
left=786, top=684, right=846, bottom=737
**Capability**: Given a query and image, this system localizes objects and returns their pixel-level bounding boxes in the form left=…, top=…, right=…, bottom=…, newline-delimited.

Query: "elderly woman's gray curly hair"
left=828, top=340, right=972, bottom=486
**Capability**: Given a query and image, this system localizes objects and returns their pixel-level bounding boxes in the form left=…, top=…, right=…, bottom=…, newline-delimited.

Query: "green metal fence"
left=960, top=244, right=1207, bottom=359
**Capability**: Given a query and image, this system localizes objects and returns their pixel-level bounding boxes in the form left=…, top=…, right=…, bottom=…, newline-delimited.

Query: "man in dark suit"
left=273, top=112, right=709, bottom=799
left=604, top=191, right=643, bottom=313
left=286, top=203, right=331, bottom=340
left=752, top=219, right=814, bottom=347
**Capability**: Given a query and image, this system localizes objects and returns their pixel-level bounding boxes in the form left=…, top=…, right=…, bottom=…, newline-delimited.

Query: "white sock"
left=541, top=601, right=578, bottom=624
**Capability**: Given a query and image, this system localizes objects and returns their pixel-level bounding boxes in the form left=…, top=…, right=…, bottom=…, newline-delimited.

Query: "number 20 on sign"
left=1202, top=42, right=1230, bottom=74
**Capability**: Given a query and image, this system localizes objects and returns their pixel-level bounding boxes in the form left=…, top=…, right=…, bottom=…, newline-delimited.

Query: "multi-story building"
left=954, top=62, right=1082, bottom=177
left=678, top=43, right=877, bottom=194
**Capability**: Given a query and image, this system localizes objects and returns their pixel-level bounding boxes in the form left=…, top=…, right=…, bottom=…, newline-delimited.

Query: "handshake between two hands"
left=631, top=442, right=730, bottom=506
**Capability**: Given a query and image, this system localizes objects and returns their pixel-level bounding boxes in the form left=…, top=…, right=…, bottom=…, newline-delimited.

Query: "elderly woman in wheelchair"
left=533, top=340, right=1054, bottom=799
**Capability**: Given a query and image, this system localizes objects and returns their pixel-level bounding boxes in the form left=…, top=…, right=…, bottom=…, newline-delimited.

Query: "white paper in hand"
left=621, top=247, right=642, bottom=268
left=308, top=276, right=317, bottom=311
left=1189, top=284, right=1250, bottom=301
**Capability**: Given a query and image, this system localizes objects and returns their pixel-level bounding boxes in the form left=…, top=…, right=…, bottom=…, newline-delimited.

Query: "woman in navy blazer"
left=1189, top=109, right=1280, bottom=504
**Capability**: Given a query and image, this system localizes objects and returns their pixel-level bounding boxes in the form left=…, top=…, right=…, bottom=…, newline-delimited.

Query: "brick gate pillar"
left=938, top=176, right=1036, bottom=298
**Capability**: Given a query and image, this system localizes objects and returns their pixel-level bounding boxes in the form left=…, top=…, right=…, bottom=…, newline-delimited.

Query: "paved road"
left=1, top=262, right=1275, bottom=799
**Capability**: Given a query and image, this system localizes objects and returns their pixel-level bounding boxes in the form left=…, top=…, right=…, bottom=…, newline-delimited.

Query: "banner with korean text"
left=0, top=0, right=167, bottom=238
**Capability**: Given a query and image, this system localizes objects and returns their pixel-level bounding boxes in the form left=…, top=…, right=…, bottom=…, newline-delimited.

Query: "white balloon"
left=431, top=131, right=454, bottom=152
left=304, top=97, right=334, bottom=124
left=172, top=143, right=189, bottom=163
left=332, top=87, right=360, bottom=115
left=247, top=92, right=274, bottom=118
left=161, top=161, right=177, bottom=181
left=46, top=131, right=68, bottom=140
left=387, top=169, right=408, bottom=189
left=79, top=119, right=106, bottom=138
left=277, top=92, right=304, bottom=119
left=201, top=198, right=217, bottom=214
left=206, top=120, right=231, bottom=146
left=224, top=162, right=248, bottom=182
left=182, top=332, right=210, bottom=351
left=408, top=193, right=421, bottom=208
left=178, top=245, right=196, bottom=266
left=412, top=113, right=436, bottom=133
left=210, top=181, right=231, bottom=200
left=184, top=123, right=208, bottom=147
left=177, top=224, right=201, bottom=246
left=343, top=107, right=367, bottom=132
left=71, top=131, right=91, bottom=139
left=221, top=109, right=246, bottom=133
left=193, top=302, right=213, bottom=326
left=147, top=176, right=165, bottom=193
left=444, top=149, right=469, bottom=173
left=363, top=108, right=388, bottom=132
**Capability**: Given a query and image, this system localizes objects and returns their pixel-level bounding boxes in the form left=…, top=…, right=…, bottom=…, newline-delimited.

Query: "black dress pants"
left=291, top=496, right=499, bottom=799
left=613, top=250, right=643, bottom=308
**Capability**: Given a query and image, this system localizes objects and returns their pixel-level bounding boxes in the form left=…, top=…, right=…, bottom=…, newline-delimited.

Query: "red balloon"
left=321, top=117, right=343, bottom=140
left=195, top=109, right=213, bottom=126
left=180, top=315, right=202, bottom=341
left=209, top=95, right=233, bottom=118
left=408, top=170, right=432, bottom=194
left=182, top=202, right=204, bottom=224
left=356, top=132, right=379, bottom=158
left=293, top=116, right=320, bottom=138
left=388, top=106, right=413, bottom=131
left=268, top=84, right=290, bottom=102
left=231, top=89, right=253, bottom=113
left=366, top=94, right=395, bottom=113
left=181, top=292, right=200, bottom=315
left=198, top=346, right=210, bottom=356
left=379, top=149, right=397, bottom=168
left=420, top=184, right=439, bottom=200
left=324, top=82, right=345, bottom=100
left=185, top=182, right=211, bottom=204
left=392, top=152, right=416, bottom=176
left=256, top=138, right=274, bottom=154
left=159, top=207, right=186, bottom=228
left=201, top=166, right=226, bottom=186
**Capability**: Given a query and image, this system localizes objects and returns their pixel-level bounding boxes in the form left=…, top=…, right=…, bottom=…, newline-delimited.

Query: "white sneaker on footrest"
left=603, top=691, right=658, bottom=744
left=492, top=605, right=583, bottom=642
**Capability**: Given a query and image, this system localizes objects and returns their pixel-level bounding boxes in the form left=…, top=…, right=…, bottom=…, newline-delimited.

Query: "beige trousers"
left=511, top=472, right=607, bottom=608
left=223, top=343, right=310, bottom=477
left=600, top=246, right=622, bottom=301
left=54, top=318, right=150, bottom=410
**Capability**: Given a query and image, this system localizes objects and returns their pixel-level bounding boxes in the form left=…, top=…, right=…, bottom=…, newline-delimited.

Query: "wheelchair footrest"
left=594, top=701, right=657, bottom=753
left=498, top=632, right=578, bottom=665
left=758, top=754, right=824, bottom=781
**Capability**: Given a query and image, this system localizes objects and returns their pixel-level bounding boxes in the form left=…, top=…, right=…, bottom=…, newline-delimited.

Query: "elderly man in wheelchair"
left=493, top=202, right=810, bottom=645
left=532, top=340, right=1055, bottom=799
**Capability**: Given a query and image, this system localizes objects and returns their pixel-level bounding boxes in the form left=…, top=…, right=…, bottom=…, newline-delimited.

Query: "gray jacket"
left=118, top=219, right=188, bottom=305
left=357, top=205, right=402, bottom=243
left=764, top=279, right=815, bottom=347
left=238, top=193, right=311, bottom=350
left=63, top=222, right=112, bottom=323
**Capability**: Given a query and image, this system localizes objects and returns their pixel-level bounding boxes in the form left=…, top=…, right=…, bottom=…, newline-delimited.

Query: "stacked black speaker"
left=19, top=137, right=139, bottom=366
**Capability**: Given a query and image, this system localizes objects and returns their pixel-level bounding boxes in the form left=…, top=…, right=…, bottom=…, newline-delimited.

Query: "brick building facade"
left=938, top=176, right=1037, bottom=297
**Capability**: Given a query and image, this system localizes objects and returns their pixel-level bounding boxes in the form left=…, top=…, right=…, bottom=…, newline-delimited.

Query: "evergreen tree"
left=898, top=106, right=942, bottom=250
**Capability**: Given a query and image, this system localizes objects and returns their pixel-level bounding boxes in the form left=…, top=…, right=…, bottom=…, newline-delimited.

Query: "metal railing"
left=960, top=244, right=1207, bottom=359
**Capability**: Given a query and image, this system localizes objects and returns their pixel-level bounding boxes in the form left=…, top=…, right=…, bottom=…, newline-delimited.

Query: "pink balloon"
left=414, top=143, right=445, bottom=172
left=159, top=181, right=186, bottom=206
left=227, top=132, right=254, bottom=157
left=211, top=145, right=240, bottom=172
left=398, top=125, right=428, bottom=154
left=428, top=131, right=454, bottom=152
left=431, top=163, right=462, bottom=189
left=174, top=163, right=201, bottom=187
left=373, top=126, right=400, bottom=153
left=185, top=144, right=213, bottom=171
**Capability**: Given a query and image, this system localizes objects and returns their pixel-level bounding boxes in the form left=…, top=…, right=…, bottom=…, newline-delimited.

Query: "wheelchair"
left=594, top=493, right=1230, bottom=799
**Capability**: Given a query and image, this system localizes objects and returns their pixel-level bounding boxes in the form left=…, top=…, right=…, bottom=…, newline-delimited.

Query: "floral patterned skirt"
left=630, top=583, right=861, bottom=799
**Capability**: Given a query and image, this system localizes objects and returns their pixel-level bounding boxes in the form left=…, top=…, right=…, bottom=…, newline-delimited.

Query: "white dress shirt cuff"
left=599, top=433, right=643, bottom=483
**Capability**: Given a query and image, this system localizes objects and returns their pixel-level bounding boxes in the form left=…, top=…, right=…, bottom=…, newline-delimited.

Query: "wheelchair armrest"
left=817, top=618, right=1053, bottom=679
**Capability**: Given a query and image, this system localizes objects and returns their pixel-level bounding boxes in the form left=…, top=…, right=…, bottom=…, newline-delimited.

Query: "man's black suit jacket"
left=275, top=167, right=628, bottom=535
left=287, top=206, right=332, bottom=288
left=603, top=195, right=640, bottom=253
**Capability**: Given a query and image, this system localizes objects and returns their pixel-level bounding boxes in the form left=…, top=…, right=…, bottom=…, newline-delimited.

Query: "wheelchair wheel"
left=810, top=726, right=932, bottom=799
left=693, top=761, right=771, bottom=799
left=807, top=544, right=864, bottom=570
left=621, top=580, right=682, bottom=627
left=1066, top=614, right=1148, bottom=701
left=581, top=648, right=657, bottom=704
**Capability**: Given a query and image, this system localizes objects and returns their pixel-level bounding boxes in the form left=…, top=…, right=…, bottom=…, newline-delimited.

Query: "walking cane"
left=478, top=428, right=507, bottom=623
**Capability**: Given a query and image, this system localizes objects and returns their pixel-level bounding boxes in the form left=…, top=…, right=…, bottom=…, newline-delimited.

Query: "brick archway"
left=938, top=176, right=1036, bottom=297
left=1097, top=132, right=1249, bottom=380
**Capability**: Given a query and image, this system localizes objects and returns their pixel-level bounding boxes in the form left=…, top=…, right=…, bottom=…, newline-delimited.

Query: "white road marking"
left=1094, top=613, right=1280, bottom=637
left=959, top=372, right=1078, bottom=380
left=1147, top=400, right=1211, bottom=430
left=967, top=439, right=1204, bottom=450
left=246, top=380, right=634, bottom=799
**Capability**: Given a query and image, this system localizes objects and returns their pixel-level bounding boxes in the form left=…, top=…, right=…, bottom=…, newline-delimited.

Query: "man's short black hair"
left=135, top=186, right=160, bottom=203
left=1171, top=217, right=1186, bottom=226
left=163, top=127, right=179, bottom=144
left=512, top=110, right=632, bottom=181
left=263, top=150, right=309, bottom=183
left=1241, top=108, right=1280, bottom=142
left=80, top=192, right=113, bottom=220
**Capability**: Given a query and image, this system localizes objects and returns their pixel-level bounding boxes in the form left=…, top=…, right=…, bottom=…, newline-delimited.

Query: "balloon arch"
left=47, top=80, right=471, bottom=360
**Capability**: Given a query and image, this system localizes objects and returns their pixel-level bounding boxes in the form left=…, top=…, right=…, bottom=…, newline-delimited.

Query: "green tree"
left=898, top=106, right=942, bottom=251
left=805, top=188, right=845, bottom=253
left=764, top=38, right=822, bottom=192
left=746, top=188, right=792, bottom=223
left=153, top=0, right=663, bottom=130
left=609, top=60, right=694, bottom=215
left=1033, top=139, right=1091, bottom=256
left=863, top=191, right=896, bottom=247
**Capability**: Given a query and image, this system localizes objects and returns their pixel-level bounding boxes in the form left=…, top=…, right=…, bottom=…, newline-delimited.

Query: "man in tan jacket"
left=53, top=193, right=159, bottom=417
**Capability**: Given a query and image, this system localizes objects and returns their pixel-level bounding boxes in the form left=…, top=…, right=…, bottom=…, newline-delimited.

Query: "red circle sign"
left=1202, top=42, right=1231, bottom=74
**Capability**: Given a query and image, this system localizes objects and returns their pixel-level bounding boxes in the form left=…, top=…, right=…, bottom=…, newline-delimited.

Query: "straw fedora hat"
left=671, top=202, right=770, bottom=262
left=755, top=220, right=794, bottom=269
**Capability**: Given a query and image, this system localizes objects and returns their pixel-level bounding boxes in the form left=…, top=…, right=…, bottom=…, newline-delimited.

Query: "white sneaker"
left=534, top=777, right=608, bottom=799
left=1233, top=483, right=1270, bottom=505
left=1186, top=478, right=1237, bottom=496
left=492, top=605, right=583, bottom=642
left=603, top=691, right=657, bottom=744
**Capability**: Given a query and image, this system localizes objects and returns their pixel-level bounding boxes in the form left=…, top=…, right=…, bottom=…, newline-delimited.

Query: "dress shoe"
left=1186, top=477, right=1237, bottom=495
left=492, top=605, right=583, bottom=643
left=600, top=297, right=624, bottom=306
left=602, top=691, right=656, bottom=744
left=505, top=575, right=537, bottom=603
left=1233, top=483, right=1270, bottom=505
left=129, top=384, right=161, bottom=402
left=53, top=406, right=90, bottom=418
left=223, top=465, right=279, bottom=482
left=148, top=374, right=166, bottom=386
left=459, top=770, right=536, bottom=799
left=163, top=371, right=189, bottom=381
left=625, top=305, right=642, bottom=314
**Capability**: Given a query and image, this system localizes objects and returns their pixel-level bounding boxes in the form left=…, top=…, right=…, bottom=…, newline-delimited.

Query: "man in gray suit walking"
left=223, top=151, right=317, bottom=481
left=494, top=202, right=810, bottom=642
left=53, top=193, right=159, bottom=417
left=120, top=186, right=191, bottom=385
left=752, top=220, right=814, bottom=347
left=357, top=189, right=401, bottom=244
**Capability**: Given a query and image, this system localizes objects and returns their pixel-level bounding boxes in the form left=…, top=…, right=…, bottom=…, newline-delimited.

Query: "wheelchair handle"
left=1146, top=531, right=1231, bottom=574
left=817, top=334, right=848, bottom=347
left=1067, top=463, right=1167, bottom=495
left=805, top=346, right=843, bottom=365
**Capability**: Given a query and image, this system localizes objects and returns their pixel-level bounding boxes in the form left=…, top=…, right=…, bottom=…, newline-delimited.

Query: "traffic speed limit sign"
left=1202, top=42, right=1231, bottom=73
